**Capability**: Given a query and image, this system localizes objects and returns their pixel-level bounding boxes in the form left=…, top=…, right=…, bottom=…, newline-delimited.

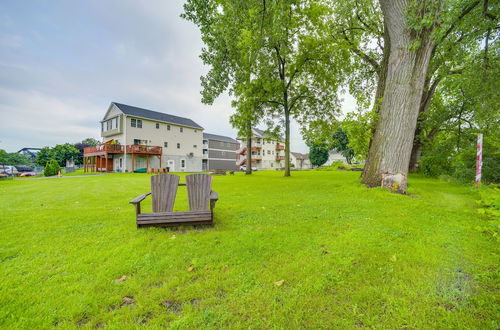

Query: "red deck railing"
left=276, top=144, right=285, bottom=151
left=84, top=144, right=162, bottom=155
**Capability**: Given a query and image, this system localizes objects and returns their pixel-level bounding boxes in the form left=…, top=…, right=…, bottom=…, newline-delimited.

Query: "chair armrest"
left=209, top=190, right=218, bottom=211
left=129, top=192, right=151, bottom=204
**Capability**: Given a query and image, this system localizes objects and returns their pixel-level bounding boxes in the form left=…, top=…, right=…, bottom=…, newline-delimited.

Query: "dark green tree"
left=74, top=138, right=100, bottom=165
left=308, top=142, right=329, bottom=167
left=44, top=159, right=60, bottom=177
left=0, top=149, right=32, bottom=165
left=331, top=128, right=355, bottom=164
left=36, top=147, right=54, bottom=167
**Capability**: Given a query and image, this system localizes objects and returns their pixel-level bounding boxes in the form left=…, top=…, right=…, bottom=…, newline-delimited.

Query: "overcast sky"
left=0, top=0, right=355, bottom=153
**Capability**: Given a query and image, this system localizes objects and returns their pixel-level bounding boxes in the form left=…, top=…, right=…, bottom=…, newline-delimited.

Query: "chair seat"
left=137, top=210, right=212, bottom=226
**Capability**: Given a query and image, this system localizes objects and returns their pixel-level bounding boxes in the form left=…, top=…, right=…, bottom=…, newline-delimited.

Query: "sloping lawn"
left=0, top=171, right=498, bottom=328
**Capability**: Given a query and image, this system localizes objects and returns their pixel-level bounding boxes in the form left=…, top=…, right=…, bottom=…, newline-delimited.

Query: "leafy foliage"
left=183, top=0, right=345, bottom=176
left=43, top=159, right=60, bottom=177
left=36, top=144, right=80, bottom=167
left=308, top=142, right=329, bottom=167
left=74, top=138, right=100, bottom=165
left=331, top=128, right=355, bottom=164
left=0, top=149, right=32, bottom=165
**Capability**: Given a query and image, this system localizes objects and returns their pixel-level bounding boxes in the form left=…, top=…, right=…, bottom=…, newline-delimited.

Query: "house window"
left=131, top=118, right=136, bottom=127
left=134, top=139, right=147, bottom=145
left=193, top=145, right=197, bottom=148
left=114, top=117, right=118, bottom=129
left=120, top=158, right=123, bottom=168
left=177, top=143, right=180, bottom=149
left=137, top=120, right=142, bottom=128
left=164, top=142, right=168, bottom=148
left=271, top=162, right=273, bottom=167
left=267, top=150, right=271, bottom=155
left=101, top=122, right=104, bottom=132
left=180, top=127, right=183, bottom=133
left=167, top=125, right=171, bottom=130
left=181, top=159, right=186, bottom=169
left=194, top=129, right=197, bottom=133
left=156, top=123, right=160, bottom=129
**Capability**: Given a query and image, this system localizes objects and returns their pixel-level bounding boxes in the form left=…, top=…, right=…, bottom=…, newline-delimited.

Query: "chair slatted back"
left=151, top=174, right=179, bottom=213
left=186, top=174, right=213, bottom=211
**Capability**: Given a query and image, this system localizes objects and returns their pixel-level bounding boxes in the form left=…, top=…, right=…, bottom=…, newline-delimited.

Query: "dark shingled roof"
left=112, top=102, right=203, bottom=129
left=203, top=133, right=238, bottom=144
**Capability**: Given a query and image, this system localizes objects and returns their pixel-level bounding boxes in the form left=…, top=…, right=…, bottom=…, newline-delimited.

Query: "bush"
left=44, top=159, right=60, bottom=177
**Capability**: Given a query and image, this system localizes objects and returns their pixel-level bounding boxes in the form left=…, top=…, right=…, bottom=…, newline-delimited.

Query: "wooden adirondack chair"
left=130, top=174, right=218, bottom=228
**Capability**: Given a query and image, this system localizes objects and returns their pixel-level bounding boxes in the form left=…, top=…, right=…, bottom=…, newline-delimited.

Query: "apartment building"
left=236, top=128, right=286, bottom=170
left=202, top=133, right=239, bottom=171
left=84, top=102, right=204, bottom=172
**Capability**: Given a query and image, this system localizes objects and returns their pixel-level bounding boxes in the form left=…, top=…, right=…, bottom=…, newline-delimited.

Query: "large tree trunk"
left=362, top=21, right=390, bottom=178
left=362, top=0, right=437, bottom=193
left=284, top=108, right=291, bottom=177
left=246, top=122, right=252, bottom=175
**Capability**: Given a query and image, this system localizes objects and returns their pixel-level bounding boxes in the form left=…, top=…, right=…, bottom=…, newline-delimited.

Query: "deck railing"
left=276, top=144, right=285, bottom=151
left=84, top=144, right=162, bottom=155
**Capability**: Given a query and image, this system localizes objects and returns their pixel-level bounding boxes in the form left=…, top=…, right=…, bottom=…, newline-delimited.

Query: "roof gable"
left=111, top=102, right=204, bottom=129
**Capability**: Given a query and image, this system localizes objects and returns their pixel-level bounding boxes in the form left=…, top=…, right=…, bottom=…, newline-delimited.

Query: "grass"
left=0, top=171, right=498, bottom=328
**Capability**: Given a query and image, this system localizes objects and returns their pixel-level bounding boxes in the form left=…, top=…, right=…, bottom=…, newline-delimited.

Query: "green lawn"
left=0, top=171, right=498, bottom=328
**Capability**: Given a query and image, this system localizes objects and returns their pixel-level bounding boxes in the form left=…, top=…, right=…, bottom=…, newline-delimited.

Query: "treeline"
left=0, top=138, right=100, bottom=167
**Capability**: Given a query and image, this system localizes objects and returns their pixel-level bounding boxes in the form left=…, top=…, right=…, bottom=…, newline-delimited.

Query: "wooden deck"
left=83, top=144, right=162, bottom=173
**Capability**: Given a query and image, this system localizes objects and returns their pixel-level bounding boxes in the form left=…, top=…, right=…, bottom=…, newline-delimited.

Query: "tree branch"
left=341, top=30, right=380, bottom=72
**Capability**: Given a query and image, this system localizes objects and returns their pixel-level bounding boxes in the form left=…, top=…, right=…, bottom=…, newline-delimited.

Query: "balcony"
left=83, top=144, right=162, bottom=156
left=276, top=144, right=285, bottom=151
left=276, top=156, right=285, bottom=161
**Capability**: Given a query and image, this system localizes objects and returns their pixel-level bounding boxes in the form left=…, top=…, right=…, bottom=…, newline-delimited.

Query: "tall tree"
left=183, top=0, right=344, bottom=176
left=362, top=0, right=442, bottom=192
left=328, top=0, right=493, bottom=177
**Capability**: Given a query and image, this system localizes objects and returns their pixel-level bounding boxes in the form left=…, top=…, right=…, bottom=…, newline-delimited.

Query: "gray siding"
left=208, top=159, right=237, bottom=170
left=208, top=149, right=236, bottom=160
left=208, top=140, right=238, bottom=151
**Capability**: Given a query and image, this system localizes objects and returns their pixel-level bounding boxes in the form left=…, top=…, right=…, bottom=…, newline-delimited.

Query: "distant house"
left=84, top=102, right=204, bottom=172
left=202, top=133, right=239, bottom=171
left=290, top=152, right=312, bottom=169
left=17, top=148, right=42, bottom=161
left=324, top=150, right=347, bottom=166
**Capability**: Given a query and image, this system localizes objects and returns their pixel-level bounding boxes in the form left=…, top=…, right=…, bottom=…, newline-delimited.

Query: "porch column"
left=105, top=153, right=108, bottom=173
left=132, top=154, right=135, bottom=172
left=146, top=155, right=149, bottom=171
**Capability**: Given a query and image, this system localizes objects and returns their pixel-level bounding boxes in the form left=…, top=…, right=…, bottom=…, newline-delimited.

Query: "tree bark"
left=362, top=0, right=437, bottom=193
left=284, top=107, right=291, bottom=177
left=362, top=20, right=390, bottom=178
left=246, top=122, right=252, bottom=175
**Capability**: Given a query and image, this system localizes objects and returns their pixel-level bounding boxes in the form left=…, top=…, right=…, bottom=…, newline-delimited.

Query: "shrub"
left=44, top=159, right=60, bottom=177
